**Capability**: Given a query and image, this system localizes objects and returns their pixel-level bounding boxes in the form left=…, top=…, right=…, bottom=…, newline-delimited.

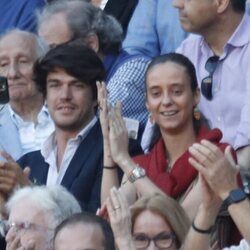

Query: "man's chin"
left=55, top=122, right=83, bottom=133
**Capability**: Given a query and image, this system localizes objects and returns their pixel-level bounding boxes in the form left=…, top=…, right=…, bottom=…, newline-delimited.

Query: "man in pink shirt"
left=174, top=0, right=250, bottom=171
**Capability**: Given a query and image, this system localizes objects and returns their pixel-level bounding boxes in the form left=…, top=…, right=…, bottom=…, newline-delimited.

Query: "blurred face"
left=0, top=33, right=40, bottom=102
left=46, top=68, right=97, bottom=133
left=133, top=210, right=177, bottom=250
left=172, top=0, right=218, bottom=34
left=146, top=62, right=199, bottom=134
left=6, top=200, right=52, bottom=250
left=54, top=222, right=105, bottom=250
left=38, top=13, right=72, bottom=48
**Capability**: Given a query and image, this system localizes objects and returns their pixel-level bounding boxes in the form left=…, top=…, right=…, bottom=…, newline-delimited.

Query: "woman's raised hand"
left=106, top=187, right=136, bottom=249
left=97, top=81, right=115, bottom=167
left=108, top=103, right=130, bottom=167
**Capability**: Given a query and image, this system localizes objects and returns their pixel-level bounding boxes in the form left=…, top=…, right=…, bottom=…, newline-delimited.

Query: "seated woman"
left=98, top=53, right=231, bottom=219
left=105, top=188, right=190, bottom=250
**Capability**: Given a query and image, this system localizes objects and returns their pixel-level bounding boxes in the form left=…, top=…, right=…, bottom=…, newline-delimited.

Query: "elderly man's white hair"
left=0, top=28, right=49, bottom=59
left=6, top=185, right=81, bottom=236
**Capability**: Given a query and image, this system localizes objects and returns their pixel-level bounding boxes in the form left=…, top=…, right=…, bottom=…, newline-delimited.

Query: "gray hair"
left=37, top=0, right=123, bottom=54
left=0, top=29, right=49, bottom=60
left=6, top=185, right=81, bottom=237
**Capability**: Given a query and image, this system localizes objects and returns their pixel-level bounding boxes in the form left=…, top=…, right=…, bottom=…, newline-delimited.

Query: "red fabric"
left=134, top=126, right=229, bottom=199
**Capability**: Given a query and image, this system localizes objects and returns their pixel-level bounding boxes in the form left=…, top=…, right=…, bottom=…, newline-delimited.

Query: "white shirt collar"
left=41, top=116, right=97, bottom=161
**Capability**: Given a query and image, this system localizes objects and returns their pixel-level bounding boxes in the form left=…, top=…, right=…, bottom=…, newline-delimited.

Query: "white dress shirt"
left=100, top=0, right=108, bottom=9
left=9, top=105, right=54, bottom=155
left=42, top=116, right=97, bottom=186
left=224, top=239, right=250, bottom=250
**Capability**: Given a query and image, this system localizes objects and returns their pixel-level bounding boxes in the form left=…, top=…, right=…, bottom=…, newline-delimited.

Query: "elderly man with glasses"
left=0, top=185, right=81, bottom=250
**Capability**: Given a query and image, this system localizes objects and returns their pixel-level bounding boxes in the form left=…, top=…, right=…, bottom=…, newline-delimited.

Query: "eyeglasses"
left=133, top=232, right=176, bottom=249
left=201, top=56, right=219, bottom=100
left=0, top=220, right=52, bottom=237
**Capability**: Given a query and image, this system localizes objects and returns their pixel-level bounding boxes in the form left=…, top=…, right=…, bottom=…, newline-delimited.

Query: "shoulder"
left=0, top=105, right=10, bottom=118
left=116, top=53, right=151, bottom=68
left=197, top=126, right=233, bottom=153
left=78, top=120, right=103, bottom=149
left=88, top=120, right=103, bottom=139
left=0, top=106, right=13, bottom=127
left=110, top=55, right=150, bottom=81
left=18, top=0, right=45, bottom=10
left=176, top=34, right=203, bottom=54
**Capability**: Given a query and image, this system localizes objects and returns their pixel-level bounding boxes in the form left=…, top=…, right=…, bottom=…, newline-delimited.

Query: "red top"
left=133, top=126, right=228, bottom=199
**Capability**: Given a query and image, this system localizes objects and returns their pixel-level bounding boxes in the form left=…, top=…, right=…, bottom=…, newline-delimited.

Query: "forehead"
left=9, top=200, right=48, bottom=225
left=146, top=62, right=190, bottom=88
left=133, top=210, right=172, bottom=234
left=0, top=33, right=36, bottom=59
left=55, top=222, right=105, bottom=250
left=38, top=13, right=72, bottom=47
left=47, top=68, right=82, bottom=83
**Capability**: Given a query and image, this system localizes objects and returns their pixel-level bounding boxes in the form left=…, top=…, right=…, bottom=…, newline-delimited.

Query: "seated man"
left=17, top=43, right=105, bottom=212
left=185, top=140, right=250, bottom=249
left=174, top=0, right=250, bottom=170
left=2, top=185, right=81, bottom=250
left=0, top=29, right=54, bottom=161
left=0, top=43, right=106, bottom=213
left=53, top=212, right=115, bottom=250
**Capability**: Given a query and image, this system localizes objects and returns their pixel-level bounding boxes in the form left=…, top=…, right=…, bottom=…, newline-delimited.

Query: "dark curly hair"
left=33, top=42, right=106, bottom=101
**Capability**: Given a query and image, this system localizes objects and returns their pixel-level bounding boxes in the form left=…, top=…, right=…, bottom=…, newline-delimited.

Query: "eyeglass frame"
left=201, top=55, right=219, bottom=101
left=133, top=231, right=176, bottom=249
left=0, top=220, right=53, bottom=237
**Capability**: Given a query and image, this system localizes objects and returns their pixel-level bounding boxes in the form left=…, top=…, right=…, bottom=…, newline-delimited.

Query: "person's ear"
left=216, top=0, right=230, bottom=14
left=85, top=33, right=99, bottom=53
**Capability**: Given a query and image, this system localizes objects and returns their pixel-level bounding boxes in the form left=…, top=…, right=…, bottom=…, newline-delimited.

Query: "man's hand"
left=0, top=151, right=32, bottom=196
left=188, top=140, right=238, bottom=200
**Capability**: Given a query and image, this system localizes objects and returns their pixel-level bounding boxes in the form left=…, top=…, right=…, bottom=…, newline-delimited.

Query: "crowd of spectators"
left=0, top=0, right=249, bottom=249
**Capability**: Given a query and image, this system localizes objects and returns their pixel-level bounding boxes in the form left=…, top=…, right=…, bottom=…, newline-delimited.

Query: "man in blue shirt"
left=123, top=0, right=188, bottom=58
left=0, top=0, right=46, bottom=35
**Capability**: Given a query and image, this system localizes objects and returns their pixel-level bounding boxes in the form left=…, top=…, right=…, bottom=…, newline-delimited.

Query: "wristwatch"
left=223, top=188, right=247, bottom=210
left=128, top=166, right=146, bottom=183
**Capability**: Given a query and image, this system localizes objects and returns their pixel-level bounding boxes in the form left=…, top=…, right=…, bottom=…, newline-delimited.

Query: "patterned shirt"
left=107, top=56, right=150, bottom=126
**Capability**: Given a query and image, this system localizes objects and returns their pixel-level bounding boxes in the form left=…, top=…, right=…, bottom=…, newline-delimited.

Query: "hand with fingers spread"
left=0, top=151, right=32, bottom=197
left=188, top=140, right=238, bottom=200
left=106, top=187, right=136, bottom=250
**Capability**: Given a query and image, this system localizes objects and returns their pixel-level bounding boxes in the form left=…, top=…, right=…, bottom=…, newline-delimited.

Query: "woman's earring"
left=193, top=107, right=201, bottom=121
